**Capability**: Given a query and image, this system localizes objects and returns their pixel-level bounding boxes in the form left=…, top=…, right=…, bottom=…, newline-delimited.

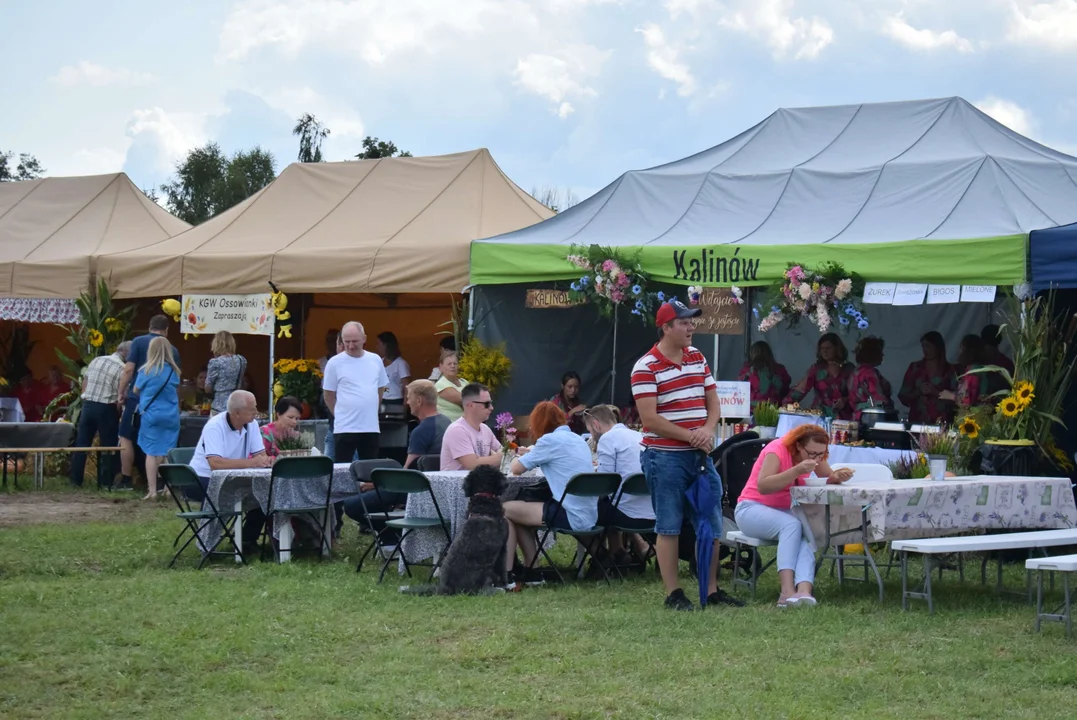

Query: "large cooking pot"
left=858, top=406, right=900, bottom=431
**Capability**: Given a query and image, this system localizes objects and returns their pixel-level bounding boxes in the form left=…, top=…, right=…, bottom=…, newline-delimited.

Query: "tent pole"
left=713, top=333, right=719, bottom=380
left=611, top=306, right=618, bottom=404
left=268, top=330, right=275, bottom=412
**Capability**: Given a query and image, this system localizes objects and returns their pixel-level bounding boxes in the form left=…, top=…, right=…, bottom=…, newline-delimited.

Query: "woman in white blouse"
left=376, top=331, right=411, bottom=411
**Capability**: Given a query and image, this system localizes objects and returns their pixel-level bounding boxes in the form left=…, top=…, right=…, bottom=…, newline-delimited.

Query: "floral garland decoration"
left=754, top=262, right=866, bottom=334
left=566, top=244, right=662, bottom=324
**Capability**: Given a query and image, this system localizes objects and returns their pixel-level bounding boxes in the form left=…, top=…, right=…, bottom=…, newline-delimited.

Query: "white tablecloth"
left=791, top=474, right=1077, bottom=545
left=401, top=470, right=551, bottom=563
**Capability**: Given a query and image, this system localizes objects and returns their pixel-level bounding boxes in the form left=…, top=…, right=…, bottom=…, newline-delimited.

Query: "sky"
left=4, top=0, right=1077, bottom=203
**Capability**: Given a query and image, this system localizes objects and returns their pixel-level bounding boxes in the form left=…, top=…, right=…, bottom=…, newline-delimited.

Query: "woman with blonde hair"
left=434, top=351, right=469, bottom=422
left=205, top=330, right=247, bottom=417
left=134, top=336, right=181, bottom=500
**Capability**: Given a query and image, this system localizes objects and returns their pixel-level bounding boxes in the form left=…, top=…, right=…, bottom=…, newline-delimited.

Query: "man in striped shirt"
left=631, top=299, right=742, bottom=611
left=70, top=341, right=131, bottom=488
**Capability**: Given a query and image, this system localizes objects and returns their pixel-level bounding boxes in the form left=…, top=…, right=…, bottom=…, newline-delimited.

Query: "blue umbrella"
left=685, top=453, right=717, bottom=607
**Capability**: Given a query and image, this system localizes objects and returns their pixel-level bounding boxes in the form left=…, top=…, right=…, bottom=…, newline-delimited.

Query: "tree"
left=531, top=185, right=580, bottom=213
left=355, top=136, right=412, bottom=160
left=0, top=151, right=45, bottom=182
left=160, top=143, right=276, bottom=225
left=293, top=113, right=331, bottom=163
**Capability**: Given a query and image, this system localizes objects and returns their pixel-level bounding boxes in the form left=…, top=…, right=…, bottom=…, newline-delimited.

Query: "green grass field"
left=2, top=483, right=1076, bottom=719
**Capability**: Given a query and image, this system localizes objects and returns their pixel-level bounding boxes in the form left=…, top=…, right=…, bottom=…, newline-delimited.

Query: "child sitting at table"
left=734, top=425, right=854, bottom=608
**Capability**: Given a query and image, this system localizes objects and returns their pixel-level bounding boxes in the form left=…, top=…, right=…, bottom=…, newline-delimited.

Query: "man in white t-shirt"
left=439, top=383, right=502, bottom=472
left=323, top=321, right=389, bottom=463
left=187, top=390, right=272, bottom=550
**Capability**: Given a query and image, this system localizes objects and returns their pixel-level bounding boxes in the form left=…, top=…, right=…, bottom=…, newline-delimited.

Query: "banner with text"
left=525, top=289, right=586, bottom=309
left=716, top=381, right=751, bottom=419
left=692, top=289, right=744, bottom=335
left=180, top=294, right=275, bottom=335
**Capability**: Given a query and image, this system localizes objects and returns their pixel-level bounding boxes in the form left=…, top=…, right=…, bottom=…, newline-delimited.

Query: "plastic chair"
left=415, top=455, right=441, bottom=472
left=526, top=472, right=623, bottom=585
left=360, top=468, right=452, bottom=583
left=261, top=456, right=336, bottom=563
left=167, top=447, right=196, bottom=465
left=609, top=472, right=657, bottom=574
left=159, top=463, right=243, bottom=569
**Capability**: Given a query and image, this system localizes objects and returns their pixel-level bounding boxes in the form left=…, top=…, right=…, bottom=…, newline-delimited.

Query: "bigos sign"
left=180, top=294, right=275, bottom=336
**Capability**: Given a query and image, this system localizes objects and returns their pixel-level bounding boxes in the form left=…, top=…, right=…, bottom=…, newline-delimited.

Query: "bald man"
left=323, top=321, right=389, bottom=463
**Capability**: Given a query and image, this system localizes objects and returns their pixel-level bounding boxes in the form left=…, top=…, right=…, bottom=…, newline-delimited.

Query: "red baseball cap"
left=655, top=298, right=702, bottom=326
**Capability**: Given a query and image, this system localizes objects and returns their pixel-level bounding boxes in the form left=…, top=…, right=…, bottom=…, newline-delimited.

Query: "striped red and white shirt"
left=631, top=344, right=717, bottom=450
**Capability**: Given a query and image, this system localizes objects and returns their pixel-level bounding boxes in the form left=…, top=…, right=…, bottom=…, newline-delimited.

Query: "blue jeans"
left=640, top=448, right=724, bottom=537
left=734, top=501, right=815, bottom=586
left=71, top=400, right=119, bottom=487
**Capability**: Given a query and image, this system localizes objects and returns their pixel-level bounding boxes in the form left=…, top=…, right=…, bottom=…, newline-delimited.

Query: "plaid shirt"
left=81, top=353, right=125, bottom=404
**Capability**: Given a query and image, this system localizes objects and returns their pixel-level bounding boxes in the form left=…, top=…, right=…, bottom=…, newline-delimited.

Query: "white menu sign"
left=715, top=381, right=751, bottom=419
left=961, top=285, right=997, bottom=303
left=926, top=285, right=961, bottom=304
left=893, top=283, right=928, bottom=306
left=862, top=282, right=897, bottom=304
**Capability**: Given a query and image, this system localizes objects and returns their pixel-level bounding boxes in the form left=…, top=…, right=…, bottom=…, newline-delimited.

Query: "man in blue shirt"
left=116, top=315, right=180, bottom=489
left=341, top=379, right=449, bottom=535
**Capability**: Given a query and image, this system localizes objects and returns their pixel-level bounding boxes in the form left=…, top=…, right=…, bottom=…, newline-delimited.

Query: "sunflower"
left=1013, top=381, right=1035, bottom=407
left=958, top=416, right=981, bottom=439
left=997, top=396, right=1021, bottom=417
left=88, top=329, right=104, bottom=348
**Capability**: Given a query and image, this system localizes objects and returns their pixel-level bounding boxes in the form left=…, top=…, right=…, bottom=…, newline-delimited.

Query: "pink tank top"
left=737, top=439, right=809, bottom=510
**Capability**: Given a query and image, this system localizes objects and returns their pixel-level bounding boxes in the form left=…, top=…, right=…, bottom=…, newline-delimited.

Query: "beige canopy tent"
left=0, top=173, right=190, bottom=298
left=98, top=149, right=553, bottom=297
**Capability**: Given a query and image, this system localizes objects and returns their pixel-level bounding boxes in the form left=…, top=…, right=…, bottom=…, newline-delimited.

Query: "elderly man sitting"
left=187, top=390, right=272, bottom=552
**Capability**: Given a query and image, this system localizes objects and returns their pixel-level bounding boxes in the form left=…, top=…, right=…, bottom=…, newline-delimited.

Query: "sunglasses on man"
left=469, top=400, right=493, bottom=409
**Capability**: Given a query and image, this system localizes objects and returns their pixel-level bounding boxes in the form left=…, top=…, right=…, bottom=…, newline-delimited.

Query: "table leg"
left=279, top=518, right=294, bottom=563
left=35, top=452, right=44, bottom=489
left=1035, top=571, right=1044, bottom=633
left=234, top=500, right=243, bottom=564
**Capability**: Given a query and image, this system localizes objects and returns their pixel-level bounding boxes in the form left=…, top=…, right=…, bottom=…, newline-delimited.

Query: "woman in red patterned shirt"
left=898, top=331, right=957, bottom=424
left=941, top=335, right=997, bottom=410
left=785, top=333, right=854, bottom=420
left=848, top=336, right=894, bottom=422
left=739, top=341, right=791, bottom=408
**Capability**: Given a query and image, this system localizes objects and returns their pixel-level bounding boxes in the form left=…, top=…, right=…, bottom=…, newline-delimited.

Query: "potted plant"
left=752, top=402, right=780, bottom=439
left=272, top=358, right=324, bottom=417
left=277, top=430, right=316, bottom=458
left=458, top=338, right=513, bottom=396
left=913, top=428, right=957, bottom=480
left=963, top=293, right=1075, bottom=476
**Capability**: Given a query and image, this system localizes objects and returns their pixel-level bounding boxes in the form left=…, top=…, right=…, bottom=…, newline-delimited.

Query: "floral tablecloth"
left=199, top=463, right=358, bottom=555
left=401, top=470, right=551, bottom=563
left=791, top=474, right=1077, bottom=544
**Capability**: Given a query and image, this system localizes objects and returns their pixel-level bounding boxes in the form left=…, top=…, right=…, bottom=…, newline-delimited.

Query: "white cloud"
left=882, top=15, right=974, bottom=53
left=51, top=61, right=156, bottom=87
left=1008, top=0, right=1077, bottom=50
left=719, top=0, right=834, bottom=60
left=514, top=46, right=611, bottom=118
left=975, top=96, right=1035, bottom=137
left=125, top=107, right=208, bottom=173
left=636, top=23, right=697, bottom=96
left=217, top=0, right=526, bottom=64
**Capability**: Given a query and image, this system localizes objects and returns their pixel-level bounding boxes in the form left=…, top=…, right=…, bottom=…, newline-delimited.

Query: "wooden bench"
left=1026, top=553, right=1077, bottom=639
left=724, top=530, right=777, bottom=599
left=0, top=446, right=123, bottom=489
left=892, top=529, right=1077, bottom=614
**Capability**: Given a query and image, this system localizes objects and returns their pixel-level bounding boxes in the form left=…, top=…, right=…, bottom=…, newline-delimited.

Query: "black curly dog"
left=401, top=465, right=510, bottom=596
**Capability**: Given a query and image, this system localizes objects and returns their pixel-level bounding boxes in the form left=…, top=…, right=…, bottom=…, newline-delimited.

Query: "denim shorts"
left=641, top=448, right=724, bottom=537
left=542, top=500, right=573, bottom=531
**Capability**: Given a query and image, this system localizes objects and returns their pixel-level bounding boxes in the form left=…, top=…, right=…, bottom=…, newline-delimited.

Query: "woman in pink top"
left=734, top=425, right=853, bottom=607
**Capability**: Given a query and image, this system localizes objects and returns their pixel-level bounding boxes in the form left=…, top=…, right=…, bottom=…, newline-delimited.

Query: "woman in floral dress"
left=739, top=341, right=791, bottom=408
left=898, top=331, right=957, bottom=424
left=785, top=333, right=854, bottom=420
left=848, top=336, right=894, bottom=422
left=941, top=335, right=996, bottom=410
